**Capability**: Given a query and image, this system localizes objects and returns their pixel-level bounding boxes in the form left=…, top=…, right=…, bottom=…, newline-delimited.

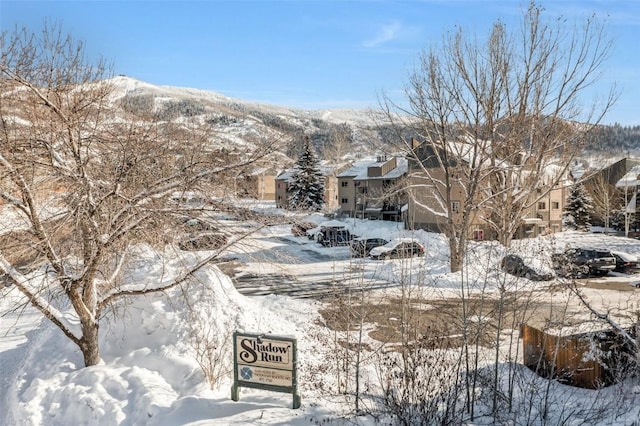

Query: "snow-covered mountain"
left=108, top=76, right=386, bottom=164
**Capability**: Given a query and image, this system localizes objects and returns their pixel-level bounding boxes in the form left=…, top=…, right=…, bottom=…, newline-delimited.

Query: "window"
left=552, top=201, right=560, bottom=210
left=538, top=201, right=546, bottom=210
left=451, top=201, right=460, bottom=214
left=354, top=181, right=361, bottom=187
left=473, top=229, right=484, bottom=241
left=277, top=183, right=281, bottom=188
left=341, top=198, right=348, bottom=204
left=341, top=181, right=348, bottom=187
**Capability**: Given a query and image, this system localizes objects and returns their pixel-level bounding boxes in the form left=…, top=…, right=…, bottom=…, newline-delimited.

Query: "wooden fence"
left=521, top=323, right=635, bottom=389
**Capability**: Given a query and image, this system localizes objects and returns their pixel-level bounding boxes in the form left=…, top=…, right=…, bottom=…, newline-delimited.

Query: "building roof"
left=337, top=157, right=408, bottom=180
left=247, top=166, right=277, bottom=176
left=380, top=157, right=408, bottom=180
left=616, top=165, right=640, bottom=188
left=276, top=169, right=295, bottom=182
left=336, top=159, right=372, bottom=178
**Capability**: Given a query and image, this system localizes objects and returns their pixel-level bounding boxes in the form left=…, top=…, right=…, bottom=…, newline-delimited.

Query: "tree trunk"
left=450, top=236, right=462, bottom=273
left=499, top=227, right=514, bottom=248
left=79, top=320, right=101, bottom=367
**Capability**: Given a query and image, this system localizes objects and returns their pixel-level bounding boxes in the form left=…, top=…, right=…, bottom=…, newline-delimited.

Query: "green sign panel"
left=231, top=331, right=300, bottom=409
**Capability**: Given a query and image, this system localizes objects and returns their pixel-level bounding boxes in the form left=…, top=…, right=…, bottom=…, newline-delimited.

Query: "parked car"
left=552, top=248, right=616, bottom=277
left=307, top=221, right=355, bottom=247
left=369, top=238, right=424, bottom=260
left=319, top=228, right=354, bottom=247
left=350, top=237, right=389, bottom=258
left=500, top=254, right=553, bottom=281
left=611, top=251, right=640, bottom=274
left=178, top=232, right=227, bottom=251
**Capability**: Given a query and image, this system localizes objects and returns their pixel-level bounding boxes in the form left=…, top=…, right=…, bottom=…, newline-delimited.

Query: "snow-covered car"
left=611, top=251, right=640, bottom=274
left=369, top=238, right=424, bottom=260
left=350, top=237, right=389, bottom=257
left=500, top=254, right=554, bottom=281
left=307, top=220, right=355, bottom=247
left=305, top=226, right=320, bottom=239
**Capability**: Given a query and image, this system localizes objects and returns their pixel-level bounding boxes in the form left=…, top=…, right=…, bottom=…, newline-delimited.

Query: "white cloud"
left=363, top=20, right=402, bottom=48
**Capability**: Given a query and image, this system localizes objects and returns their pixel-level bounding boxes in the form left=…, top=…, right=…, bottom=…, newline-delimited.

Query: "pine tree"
left=287, top=137, right=325, bottom=211
left=564, top=183, right=594, bottom=231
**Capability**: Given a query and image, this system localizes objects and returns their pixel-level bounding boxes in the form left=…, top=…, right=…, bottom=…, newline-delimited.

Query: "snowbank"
left=0, top=249, right=333, bottom=425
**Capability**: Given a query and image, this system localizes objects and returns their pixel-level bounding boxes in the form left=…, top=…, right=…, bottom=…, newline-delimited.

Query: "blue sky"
left=1, top=0, right=638, bottom=125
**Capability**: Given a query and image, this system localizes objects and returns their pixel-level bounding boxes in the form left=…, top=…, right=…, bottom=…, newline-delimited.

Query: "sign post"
left=231, top=331, right=300, bottom=409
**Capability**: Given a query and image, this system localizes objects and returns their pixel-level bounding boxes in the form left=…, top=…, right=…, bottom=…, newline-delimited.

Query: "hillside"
left=7, top=75, right=634, bottom=171
left=109, top=76, right=386, bottom=165
left=585, top=123, right=640, bottom=155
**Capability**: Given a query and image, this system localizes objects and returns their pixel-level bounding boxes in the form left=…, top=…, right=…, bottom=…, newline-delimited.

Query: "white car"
left=369, top=238, right=424, bottom=260
left=610, top=251, right=640, bottom=273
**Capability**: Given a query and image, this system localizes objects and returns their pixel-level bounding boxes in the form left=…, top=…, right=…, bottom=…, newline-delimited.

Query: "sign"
left=238, top=365, right=292, bottom=387
left=236, top=334, right=293, bottom=371
left=231, top=331, right=300, bottom=409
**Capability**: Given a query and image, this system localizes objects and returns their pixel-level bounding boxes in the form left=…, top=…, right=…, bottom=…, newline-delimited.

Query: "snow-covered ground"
left=2, top=203, right=640, bottom=425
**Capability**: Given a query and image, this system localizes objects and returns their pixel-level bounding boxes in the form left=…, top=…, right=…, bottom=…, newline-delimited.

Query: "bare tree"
left=587, top=172, right=623, bottom=232
left=321, top=123, right=352, bottom=164
left=0, top=24, right=276, bottom=367
left=382, top=1, right=615, bottom=272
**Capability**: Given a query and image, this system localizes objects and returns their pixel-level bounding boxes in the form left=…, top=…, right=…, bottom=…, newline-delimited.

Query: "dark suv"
left=500, top=254, right=553, bottom=281
left=552, top=248, right=616, bottom=277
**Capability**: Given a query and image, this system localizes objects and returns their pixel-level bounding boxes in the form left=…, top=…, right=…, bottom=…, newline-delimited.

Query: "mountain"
left=109, top=76, right=387, bottom=166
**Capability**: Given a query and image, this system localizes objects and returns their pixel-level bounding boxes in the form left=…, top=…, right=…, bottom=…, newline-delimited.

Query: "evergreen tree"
left=610, top=207, right=626, bottom=231
left=287, top=137, right=325, bottom=211
left=564, top=183, right=594, bottom=231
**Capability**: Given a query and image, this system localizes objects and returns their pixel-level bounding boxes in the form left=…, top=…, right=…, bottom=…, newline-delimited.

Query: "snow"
left=611, top=250, right=638, bottom=262
left=336, top=157, right=407, bottom=180
left=617, top=164, right=640, bottom=187
left=368, top=237, right=422, bottom=257
left=336, top=159, right=372, bottom=178
left=2, top=206, right=640, bottom=425
left=108, top=76, right=381, bottom=130
left=1, top=258, right=331, bottom=425
left=316, top=220, right=347, bottom=228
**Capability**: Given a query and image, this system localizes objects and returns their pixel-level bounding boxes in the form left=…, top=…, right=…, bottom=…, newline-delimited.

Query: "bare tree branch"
left=381, top=1, right=615, bottom=271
